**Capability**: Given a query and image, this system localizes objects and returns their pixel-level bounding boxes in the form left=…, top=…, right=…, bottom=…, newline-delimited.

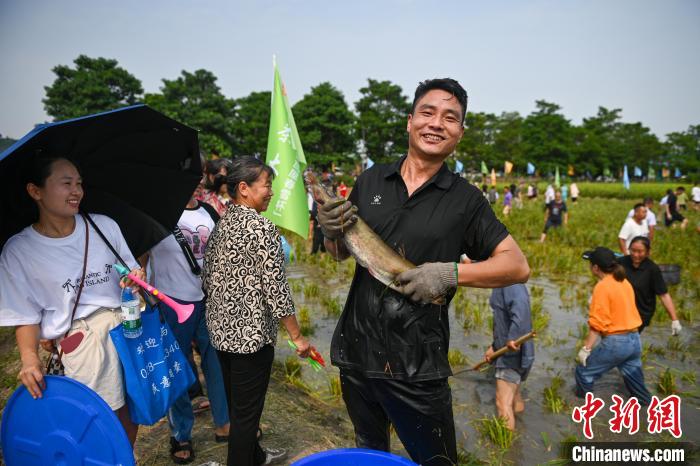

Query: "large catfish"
left=309, top=179, right=446, bottom=305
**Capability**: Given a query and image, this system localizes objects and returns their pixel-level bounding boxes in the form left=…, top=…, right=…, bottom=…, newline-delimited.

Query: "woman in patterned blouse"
left=203, top=156, right=311, bottom=466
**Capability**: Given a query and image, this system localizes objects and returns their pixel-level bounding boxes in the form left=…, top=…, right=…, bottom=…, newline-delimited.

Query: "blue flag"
left=675, top=167, right=681, bottom=178
left=366, top=157, right=374, bottom=169
left=455, top=160, right=464, bottom=173
left=634, top=166, right=642, bottom=177
left=623, top=165, right=630, bottom=190
left=527, top=162, right=535, bottom=175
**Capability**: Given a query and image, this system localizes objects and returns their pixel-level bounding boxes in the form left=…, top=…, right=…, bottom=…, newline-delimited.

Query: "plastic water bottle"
left=121, top=287, right=142, bottom=338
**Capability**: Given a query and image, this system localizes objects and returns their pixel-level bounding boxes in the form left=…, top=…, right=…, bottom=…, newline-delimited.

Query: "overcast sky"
left=1, top=0, right=699, bottom=140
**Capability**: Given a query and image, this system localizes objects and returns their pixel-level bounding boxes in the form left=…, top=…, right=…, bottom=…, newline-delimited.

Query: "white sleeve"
left=647, top=213, right=656, bottom=227
left=618, top=221, right=630, bottom=240
left=0, top=251, right=43, bottom=326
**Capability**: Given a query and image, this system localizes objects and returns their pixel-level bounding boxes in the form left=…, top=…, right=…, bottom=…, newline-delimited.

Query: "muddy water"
left=282, top=263, right=699, bottom=464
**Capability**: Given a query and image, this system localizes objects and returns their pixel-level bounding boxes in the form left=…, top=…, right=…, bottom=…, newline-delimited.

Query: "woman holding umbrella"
left=203, top=156, right=312, bottom=466
left=0, top=156, right=144, bottom=447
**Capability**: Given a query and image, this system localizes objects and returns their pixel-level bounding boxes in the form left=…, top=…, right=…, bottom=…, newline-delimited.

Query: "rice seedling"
left=657, top=368, right=678, bottom=396
left=540, top=431, right=552, bottom=452
left=298, top=306, right=315, bottom=336
left=327, top=374, right=342, bottom=401
left=641, top=342, right=666, bottom=363
left=456, top=448, right=483, bottom=466
left=284, top=356, right=311, bottom=391
left=666, top=336, right=684, bottom=352
left=677, top=307, right=693, bottom=323
left=303, top=282, right=320, bottom=298
left=321, top=294, right=342, bottom=317
left=448, top=348, right=468, bottom=367
left=543, top=376, right=566, bottom=414
left=530, top=285, right=544, bottom=299
left=681, top=371, right=696, bottom=385
left=475, top=415, right=515, bottom=450
left=288, top=279, right=302, bottom=293
left=530, top=299, right=550, bottom=333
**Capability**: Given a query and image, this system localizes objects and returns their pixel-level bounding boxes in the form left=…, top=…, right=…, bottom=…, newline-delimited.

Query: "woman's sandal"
left=170, top=437, right=195, bottom=465
left=191, top=396, right=211, bottom=414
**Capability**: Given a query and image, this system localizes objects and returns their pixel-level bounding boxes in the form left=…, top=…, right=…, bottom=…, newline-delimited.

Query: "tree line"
left=39, top=55, right=699, bottom=176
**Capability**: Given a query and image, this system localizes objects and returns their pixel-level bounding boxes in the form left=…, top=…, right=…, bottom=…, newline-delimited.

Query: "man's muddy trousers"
left=340, top=369, right=457, bottom=465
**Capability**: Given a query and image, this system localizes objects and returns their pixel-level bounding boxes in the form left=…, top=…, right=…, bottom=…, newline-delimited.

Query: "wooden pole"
left=471, top=331, right=536, bottom=371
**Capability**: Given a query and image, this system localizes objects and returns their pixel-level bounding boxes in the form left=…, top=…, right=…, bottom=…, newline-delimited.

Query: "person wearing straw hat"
left=575, top=247, right=651, bottom=405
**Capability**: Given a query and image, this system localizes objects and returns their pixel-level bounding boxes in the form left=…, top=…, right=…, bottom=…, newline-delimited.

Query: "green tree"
left=575, top=107, right=623, bottom=176
left=456, top=112, right=497, bottom=171
left=144, top=69, right=236, bottom=156
left=355, top=79, right=411, bottom=163
left=665, top=125, right=700, bottom=177
left=233, top=91, right=271, bottom=156
left=292, top=82, right=356, bottom=167
left=614, top=122, right=663, bottom=175
left=43, top=55, right=143, bottom=121
left=522, top=100, right=574, bottom=175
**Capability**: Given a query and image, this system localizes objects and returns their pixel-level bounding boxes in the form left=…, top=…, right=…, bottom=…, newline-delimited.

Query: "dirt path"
left=133, top=363, right=355, bottom=465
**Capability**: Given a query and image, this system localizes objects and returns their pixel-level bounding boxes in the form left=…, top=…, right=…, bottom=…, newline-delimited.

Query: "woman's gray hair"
left=227, top=156, right=275, bottom=198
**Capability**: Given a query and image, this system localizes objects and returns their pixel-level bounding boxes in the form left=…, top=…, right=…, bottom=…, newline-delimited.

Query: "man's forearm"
left=618, top=238, right=628, bottom=255
left=456, top=236, right=529, bottom=288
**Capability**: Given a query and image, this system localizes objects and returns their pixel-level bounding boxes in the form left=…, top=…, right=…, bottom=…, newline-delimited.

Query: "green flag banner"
left=554, top=166, right=560, bottom=188
left=263, top=57, right=309, bottom=238
left=481, top=161, right=488, bottom=175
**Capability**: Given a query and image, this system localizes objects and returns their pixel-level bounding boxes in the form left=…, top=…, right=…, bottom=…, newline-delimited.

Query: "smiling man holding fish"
left=315, top=78, right=530, bottom=464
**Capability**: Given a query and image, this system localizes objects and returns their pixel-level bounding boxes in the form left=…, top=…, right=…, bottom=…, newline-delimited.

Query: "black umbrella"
left=0, top=105, right=202, bottom=257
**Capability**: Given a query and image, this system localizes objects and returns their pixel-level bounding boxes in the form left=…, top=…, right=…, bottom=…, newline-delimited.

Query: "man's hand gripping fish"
left=308, top=176, right=447, bottom=305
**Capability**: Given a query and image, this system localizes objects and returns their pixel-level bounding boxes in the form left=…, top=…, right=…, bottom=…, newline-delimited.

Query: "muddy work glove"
left=395, top=262, right=457, bottom=304
left=671, top=320, right=682, bottom=336
left=317, top=197, right=358, bottom=240
left=577, top=346, right=592, bottom=367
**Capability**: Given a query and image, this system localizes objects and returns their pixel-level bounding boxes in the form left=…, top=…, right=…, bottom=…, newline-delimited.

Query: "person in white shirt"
left=545, top=184, right=555, bottom=204
left=146, top=195, right=230, bottom=463
left=570, top=182, right=580, bottom=203
left=627, top=197, right=657, bottom=241
left=0, top=157, right=144, bottom=447
left=692, top=182, right=700, bottom=211
left=619, top=203, right=649, bottom=255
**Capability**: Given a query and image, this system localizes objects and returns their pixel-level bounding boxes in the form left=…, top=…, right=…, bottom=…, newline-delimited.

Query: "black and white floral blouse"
left=202, top=204, right=295, bottom=353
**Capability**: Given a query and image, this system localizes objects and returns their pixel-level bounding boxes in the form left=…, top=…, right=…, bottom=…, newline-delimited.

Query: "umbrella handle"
left=115, top=264, right=194, bottom=323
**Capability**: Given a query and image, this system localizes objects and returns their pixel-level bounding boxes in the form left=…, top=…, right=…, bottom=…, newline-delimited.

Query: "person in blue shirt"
left=485, top=284, right=535, bottom=430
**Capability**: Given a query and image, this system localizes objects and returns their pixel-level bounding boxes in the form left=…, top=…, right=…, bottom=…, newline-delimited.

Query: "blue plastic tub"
left=291, top=448, right=418, bottom=465
left=1, top=375, right=135, bottom=466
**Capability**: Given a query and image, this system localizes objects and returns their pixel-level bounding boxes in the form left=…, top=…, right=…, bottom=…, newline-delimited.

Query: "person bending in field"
left=484, top=284, right=535, bottom=430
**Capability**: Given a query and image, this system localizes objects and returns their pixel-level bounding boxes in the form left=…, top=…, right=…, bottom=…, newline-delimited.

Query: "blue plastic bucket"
left=1, top=375, right=135, bottom=466
left=291, top=448, right=418, bottom=465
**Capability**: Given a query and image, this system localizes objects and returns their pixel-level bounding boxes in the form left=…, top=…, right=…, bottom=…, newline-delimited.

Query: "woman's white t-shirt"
left=149, top=204, right=216, bottom=302
left=0, top=214, right=138, bottom=339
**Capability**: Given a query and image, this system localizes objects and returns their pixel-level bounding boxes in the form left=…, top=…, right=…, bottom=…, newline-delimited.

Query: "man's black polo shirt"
left=330, top=156, right=509, bottom=381
left=619, top=255, right=667, bottom=326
